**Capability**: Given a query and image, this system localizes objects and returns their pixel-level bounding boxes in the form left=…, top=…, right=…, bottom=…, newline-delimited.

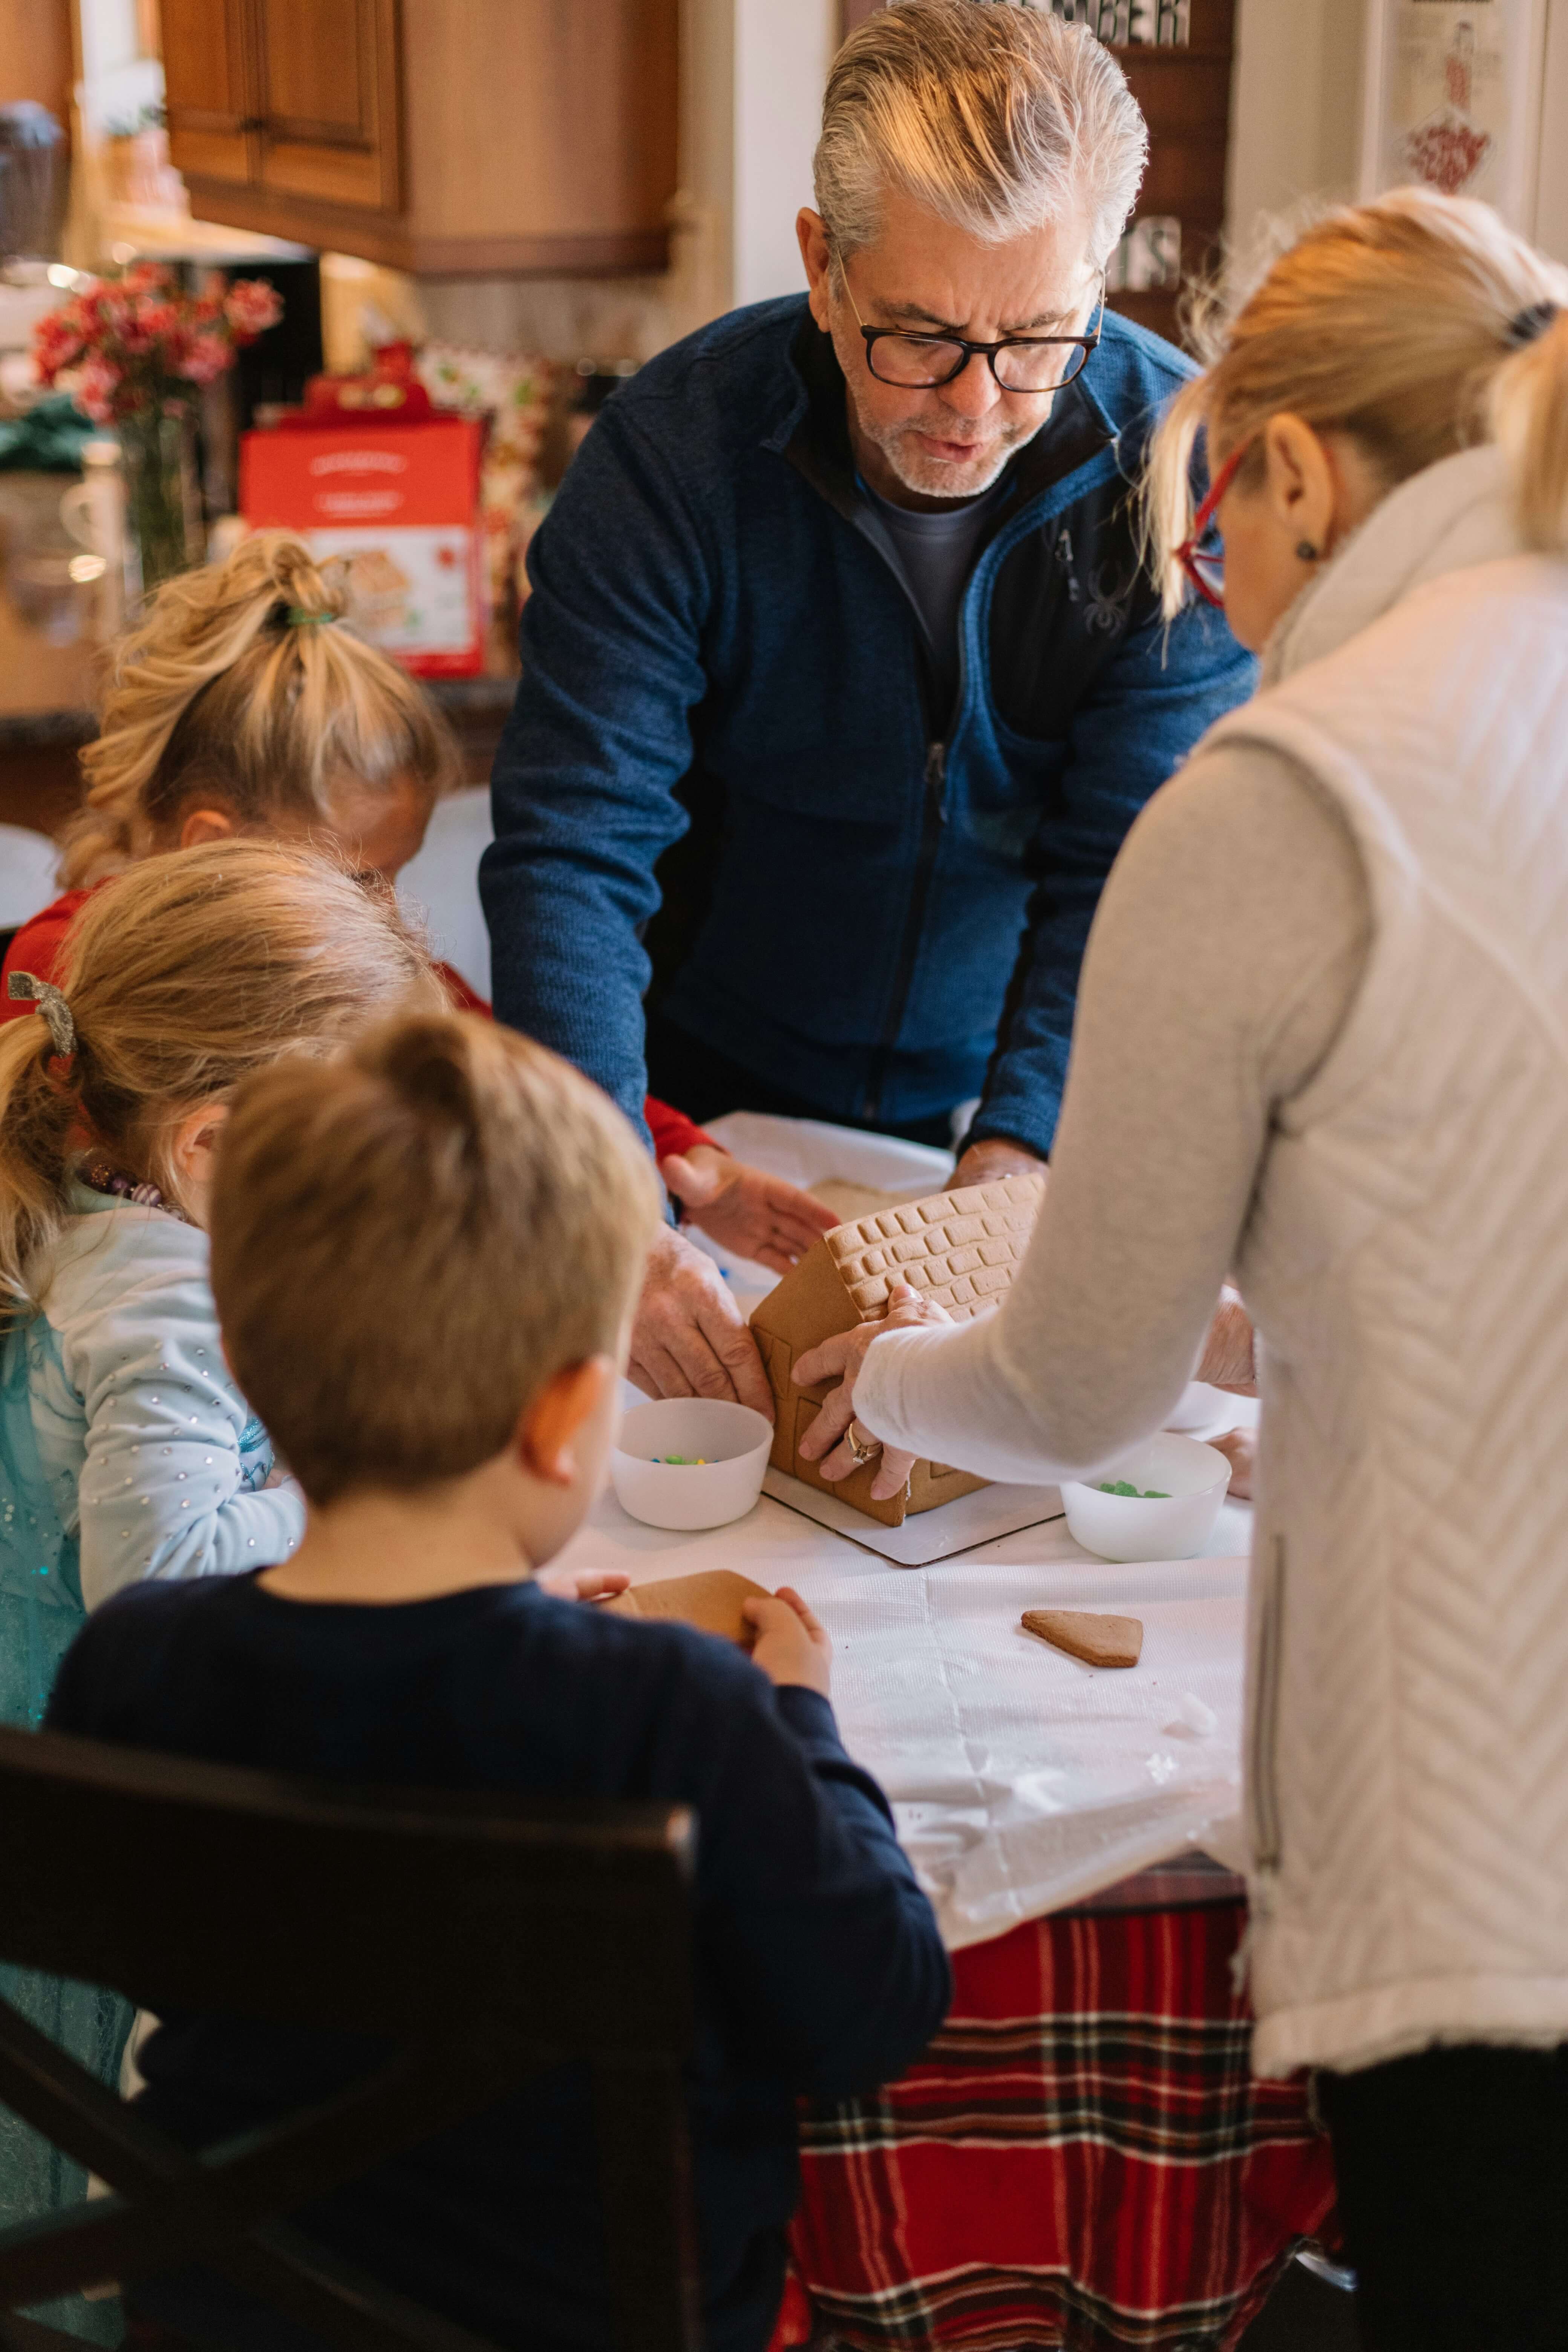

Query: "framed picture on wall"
left=1359, top=0, right=1550, bottom=227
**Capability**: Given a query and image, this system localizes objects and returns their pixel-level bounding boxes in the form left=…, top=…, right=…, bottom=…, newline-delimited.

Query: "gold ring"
left=844, top=1421, right=882, bottom=1465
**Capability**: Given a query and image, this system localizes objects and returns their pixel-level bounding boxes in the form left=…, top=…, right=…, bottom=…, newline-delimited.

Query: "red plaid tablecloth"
left=774, top=1895, right=1336, bottom=2352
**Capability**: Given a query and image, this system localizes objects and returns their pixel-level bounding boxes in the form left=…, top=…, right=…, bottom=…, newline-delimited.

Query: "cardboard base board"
left=763, top=1466, right=1064, bottom=1566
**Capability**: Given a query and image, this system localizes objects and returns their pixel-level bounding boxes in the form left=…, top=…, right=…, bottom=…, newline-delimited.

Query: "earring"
left=1295, top=539, right=1320, bottom=564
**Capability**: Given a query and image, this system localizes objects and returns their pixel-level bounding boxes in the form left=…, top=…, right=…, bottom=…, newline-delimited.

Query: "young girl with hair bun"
left=0, top=532, right=835, bottom=1282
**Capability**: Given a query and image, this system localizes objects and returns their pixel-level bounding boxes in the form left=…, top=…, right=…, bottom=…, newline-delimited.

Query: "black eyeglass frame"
left=839, top=267, right=1108, bottom=394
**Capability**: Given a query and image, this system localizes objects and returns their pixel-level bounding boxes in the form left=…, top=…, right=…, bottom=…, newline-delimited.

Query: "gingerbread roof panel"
left=824, top=1173, right=1044, bottom=1325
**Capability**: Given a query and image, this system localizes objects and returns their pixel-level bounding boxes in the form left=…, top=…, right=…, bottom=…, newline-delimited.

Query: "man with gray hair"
left=485, top=0, right=1253, bottom=1412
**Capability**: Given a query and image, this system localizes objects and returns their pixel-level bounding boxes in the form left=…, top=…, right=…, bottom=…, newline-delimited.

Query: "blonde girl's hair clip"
left=7, top=971, right=77, bottom=1058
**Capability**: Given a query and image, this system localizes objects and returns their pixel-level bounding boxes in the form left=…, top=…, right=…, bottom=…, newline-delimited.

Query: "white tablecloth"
left=557, top=1112, right=1257, bottom=1949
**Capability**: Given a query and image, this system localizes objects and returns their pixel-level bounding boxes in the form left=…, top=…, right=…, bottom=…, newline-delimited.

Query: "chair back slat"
left=0, top=1730, right=706, bottom=2352
left=0, top=1729, right=695, bottom=2047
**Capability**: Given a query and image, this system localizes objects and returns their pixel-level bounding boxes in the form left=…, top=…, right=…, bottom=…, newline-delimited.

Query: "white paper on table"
left=681, top=1112, right=954, bottom=1314
left=786, top=1552, right=1248, bottom=1948
left=762, top=1465, right=1065, bottom=1566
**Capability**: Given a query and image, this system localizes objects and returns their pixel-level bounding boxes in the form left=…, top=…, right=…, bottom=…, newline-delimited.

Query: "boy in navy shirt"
left=48, top=1012, right=950, bottom=2352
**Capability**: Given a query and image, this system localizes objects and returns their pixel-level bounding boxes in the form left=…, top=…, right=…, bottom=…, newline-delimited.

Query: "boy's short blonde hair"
left=210, top=1013, right=662, bottom=1507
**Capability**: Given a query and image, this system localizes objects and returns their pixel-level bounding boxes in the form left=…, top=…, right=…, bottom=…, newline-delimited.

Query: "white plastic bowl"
left=1061, top=1432, right=1231, bottom=1563
left=611, top=1399, right=773, bottom=1532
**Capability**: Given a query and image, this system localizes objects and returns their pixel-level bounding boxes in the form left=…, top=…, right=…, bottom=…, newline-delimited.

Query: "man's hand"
left=630, top=1224, right=776, bottom=1417
left=659, top=1144, right=836, bottom=1274
left=952, top=1136, right=1048, bottom=1190
left=1210, top=1427, right=1255, bottom=1500
left=792, top=1279, right=951, bottom=1503
left=743, top=1586, right=832, bottom=1698
left=534, top=1565, right=632, bottom=1603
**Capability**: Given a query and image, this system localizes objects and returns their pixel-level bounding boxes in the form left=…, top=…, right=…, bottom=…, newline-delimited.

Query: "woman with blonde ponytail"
left=1, top=530, right=836, bottom=1298
left=791, top=188, right=1568, bottom=2349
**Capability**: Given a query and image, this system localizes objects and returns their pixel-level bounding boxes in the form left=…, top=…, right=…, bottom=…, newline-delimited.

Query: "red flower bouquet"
left=32, top=262, right=283, bottom=592
left=32, top=261, right=282, bottom=422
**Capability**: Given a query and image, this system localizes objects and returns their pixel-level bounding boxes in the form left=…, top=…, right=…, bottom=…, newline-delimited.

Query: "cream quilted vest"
left=1203, top=447, right=1568, bottom=2077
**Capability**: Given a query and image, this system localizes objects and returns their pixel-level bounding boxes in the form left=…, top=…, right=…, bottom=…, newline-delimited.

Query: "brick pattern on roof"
left=824, top=1174, right=1045, bottom=1322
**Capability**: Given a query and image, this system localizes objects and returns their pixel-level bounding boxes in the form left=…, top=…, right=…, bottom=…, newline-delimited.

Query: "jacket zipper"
left=844, top=500, right=974, bottom=1125
left=862, top=737, right=949, bottom=1120
left=1248, top=1533, right=1287, bottom=1873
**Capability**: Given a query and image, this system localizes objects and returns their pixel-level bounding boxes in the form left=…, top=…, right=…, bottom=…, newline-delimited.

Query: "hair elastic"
left=1506, top=302, right=1559, bottom=348
left=285, top=607, right=340, bottom=628
left=7, top=971, right=77, bottom=1058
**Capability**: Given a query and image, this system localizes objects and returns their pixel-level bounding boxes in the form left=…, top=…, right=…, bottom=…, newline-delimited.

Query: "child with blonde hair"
left=0, top=839, right=436, bottom=1723
left=47, top=1009, right=949, bottom=2352
left=0, top=839, right=436, bottom=2315
left=0, top=531, right=835, bottom=1284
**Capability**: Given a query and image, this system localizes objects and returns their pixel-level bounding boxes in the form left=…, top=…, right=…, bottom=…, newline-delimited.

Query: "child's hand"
left=534, top=1565, right=632, bottom=1603
left=1210, top=1427, right=1255, bottom=1501
left=659, top=1146, right=836, bottom=1276
left=743, top=1586, right=832, bottom=1699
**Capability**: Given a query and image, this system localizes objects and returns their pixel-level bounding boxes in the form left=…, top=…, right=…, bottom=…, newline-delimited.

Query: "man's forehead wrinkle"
left=877, top=294, right=1077, bottom=335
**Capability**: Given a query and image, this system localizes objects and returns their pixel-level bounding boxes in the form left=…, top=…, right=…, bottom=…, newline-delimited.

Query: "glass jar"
left=118, top=404, right=201, bottom=599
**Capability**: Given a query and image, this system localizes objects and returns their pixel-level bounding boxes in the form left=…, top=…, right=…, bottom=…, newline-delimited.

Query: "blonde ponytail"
left=0, top=1017, right=81, bottom=1331
left=1144, top=188, right=1568, bottom=617
left=1490, top=308, right=1568, bottom=555
left=63, top=532, right=461, bottom=887
left=0, top=839, right=439, bottom=1330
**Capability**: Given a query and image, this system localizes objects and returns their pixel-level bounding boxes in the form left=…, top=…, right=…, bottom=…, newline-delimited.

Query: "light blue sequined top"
left=0, top=1185, right=305, bottom=1728
left=0, top=1188, right=306, bottom=2325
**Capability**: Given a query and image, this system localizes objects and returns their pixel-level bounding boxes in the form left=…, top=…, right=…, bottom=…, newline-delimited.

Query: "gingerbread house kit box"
left=750, top=1174, right=1045, bottom=1527
left=239, top=415, right=486, bottom=676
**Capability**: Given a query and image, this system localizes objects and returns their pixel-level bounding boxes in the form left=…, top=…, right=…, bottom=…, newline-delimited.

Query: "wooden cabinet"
left=163, top=0, right=678, bottom=275
left=1109, top=0, right=1236, bottom=348
left=161, top=0, right=257, bottom=188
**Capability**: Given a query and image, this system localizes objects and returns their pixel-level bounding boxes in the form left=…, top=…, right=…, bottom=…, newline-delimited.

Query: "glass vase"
left=118, top=404, right=201, bottom=600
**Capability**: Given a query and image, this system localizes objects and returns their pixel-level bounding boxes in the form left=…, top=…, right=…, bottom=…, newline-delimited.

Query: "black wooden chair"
left=0, top=1724, right=701, bottom=2352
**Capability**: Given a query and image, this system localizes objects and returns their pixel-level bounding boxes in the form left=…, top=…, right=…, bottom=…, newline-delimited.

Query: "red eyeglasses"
left=1175, top=439, right=1251, bottom=609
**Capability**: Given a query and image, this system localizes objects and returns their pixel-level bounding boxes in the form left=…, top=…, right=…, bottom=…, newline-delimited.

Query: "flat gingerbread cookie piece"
left=1021, top=1608, right=1144, bottom=1669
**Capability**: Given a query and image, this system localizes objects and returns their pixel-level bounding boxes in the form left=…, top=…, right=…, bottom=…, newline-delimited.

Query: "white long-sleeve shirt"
left=854, top=742, right=1371, bottom=1479
left=24, top=1187, right=304, bottom=1608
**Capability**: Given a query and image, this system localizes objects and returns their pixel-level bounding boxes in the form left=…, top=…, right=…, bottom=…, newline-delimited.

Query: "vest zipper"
left=861, top=738, right=949, bottom=1121
left=1249, top=1533, right=1287, bottom=1874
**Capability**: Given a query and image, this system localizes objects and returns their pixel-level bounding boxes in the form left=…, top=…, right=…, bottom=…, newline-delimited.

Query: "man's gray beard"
left=870, top=414, right=1039, bottom=502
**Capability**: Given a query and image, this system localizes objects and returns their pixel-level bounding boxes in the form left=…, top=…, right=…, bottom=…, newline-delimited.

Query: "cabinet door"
left=253, top=0, right=401, bottom=211
left=162, top=0, right=259, bottom=188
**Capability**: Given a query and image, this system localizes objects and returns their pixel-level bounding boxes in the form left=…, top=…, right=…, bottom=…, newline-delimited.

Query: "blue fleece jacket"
left=483, top=295, right=1254, bottom=1155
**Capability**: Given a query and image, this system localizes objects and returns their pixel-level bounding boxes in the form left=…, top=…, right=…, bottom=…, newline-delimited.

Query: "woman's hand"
left=534, top=1565, right=631, bottom=1603
left=744, top=1586, right=832, bottom=1698
left=792, top=1279, right=951, bottom=1504
left=659, top=1145, right=836, bottom=1275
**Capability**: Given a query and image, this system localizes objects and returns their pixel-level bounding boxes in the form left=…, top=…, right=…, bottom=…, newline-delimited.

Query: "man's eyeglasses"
left=838, top=265, right=1105, bottom=395
left=1175, top=437, right=1251, bottom=608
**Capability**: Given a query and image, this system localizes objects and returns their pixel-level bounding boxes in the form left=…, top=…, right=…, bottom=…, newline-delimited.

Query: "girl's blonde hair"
left=1145, top=187, right=1568, bottom=619
left=62, top=532, right=462, bottom=888
left=0, top=839, right=439, bottom=1331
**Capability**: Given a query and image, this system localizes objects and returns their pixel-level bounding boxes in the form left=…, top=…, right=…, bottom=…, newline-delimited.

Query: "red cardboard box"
left=239, top=416, right=486, bottom=677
